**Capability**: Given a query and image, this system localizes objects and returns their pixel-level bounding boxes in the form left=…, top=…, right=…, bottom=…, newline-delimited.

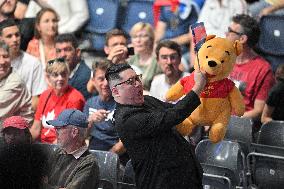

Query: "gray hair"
left=0, top=41, right=10, bottom=53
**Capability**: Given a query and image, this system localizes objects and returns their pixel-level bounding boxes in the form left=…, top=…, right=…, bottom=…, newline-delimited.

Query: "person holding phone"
left=128, top=22, right=162, bottom=92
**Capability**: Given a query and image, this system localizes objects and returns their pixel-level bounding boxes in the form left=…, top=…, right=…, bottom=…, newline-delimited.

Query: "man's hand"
left=88, top=109, right=110, bottom=124
left=192, top=71, right=207, bottom=95
left=107, top=45, right=128, bottom=64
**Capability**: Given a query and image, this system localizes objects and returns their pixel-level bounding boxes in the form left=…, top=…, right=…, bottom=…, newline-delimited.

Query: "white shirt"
left=150, top=72, right=189, bottom=101
left=25, top=0, right=89, bottom=34
left=11, top=51, right=47, bottom=96
left=198, top=0, right=248, bottom=37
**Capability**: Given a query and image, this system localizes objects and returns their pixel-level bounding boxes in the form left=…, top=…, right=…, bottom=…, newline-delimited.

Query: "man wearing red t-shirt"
left=226, top=14, right=275, bottom=123
left=31, top=59, right=85, bottom=143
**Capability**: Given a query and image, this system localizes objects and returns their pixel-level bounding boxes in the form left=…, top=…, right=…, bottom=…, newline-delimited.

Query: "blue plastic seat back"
left=90, top=150, right=119, bottom=189
left=85, top=0, right=119, bottom=33
left=85, top=33, right=106, bottom=51
left=258, top=15, right=284, bottom=56
left=121, top=0, right=154, bottom=34
left=257, top=121, right=284, bottom=147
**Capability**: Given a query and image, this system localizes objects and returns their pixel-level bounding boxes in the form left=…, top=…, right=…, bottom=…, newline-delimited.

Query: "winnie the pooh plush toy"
left=166, top=35, right=245, bottom=143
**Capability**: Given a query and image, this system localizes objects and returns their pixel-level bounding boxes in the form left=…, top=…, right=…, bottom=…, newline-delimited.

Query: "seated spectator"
left=26, top=8, right=58, bottom=65
left=87, top=29, right=129, bottom=94
left=226, top=14, right=275, bottom=132
left=55, top=33, right=92, bottom=100
left=24, top=0, right=89, bottom=34
left=0, top=0, right=35, bottom=50
left=0, top=143, right=49, bottom=189
left=83, top=59, right=128, bottom=165
left=0, top=18, right=47, bottom=110
left=0, top=41, right=33, bottom=124
left=129, top=22, right=162, bottom=91
left=261, top=64, right=284, bottom=124
left=150, top=40, right=188, bottom=101
left=30, top=58, right=85, bottom=144
left=248, top=0, right=284, bottom=18
left=154, top=0, right=199, bottom=71
left=1, top=116, right=32, bottom=144
left=189, top=0, right=248, bottom=69
left=45, top=109, right=99, bottom=189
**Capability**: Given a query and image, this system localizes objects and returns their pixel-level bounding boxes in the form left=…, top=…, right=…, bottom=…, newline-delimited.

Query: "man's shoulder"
left=3, top=72, right=26, bottom=89
left=78, top=60, right=91, bottom=72
left=20, top=51, right=42, bottom=67
left=86, top=95, right=100, bottom=105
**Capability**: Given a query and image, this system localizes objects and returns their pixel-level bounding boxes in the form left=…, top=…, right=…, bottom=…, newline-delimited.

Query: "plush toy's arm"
left=165, top=81, right=185, bottom=101
left=229, top=86, right=245, bottom=116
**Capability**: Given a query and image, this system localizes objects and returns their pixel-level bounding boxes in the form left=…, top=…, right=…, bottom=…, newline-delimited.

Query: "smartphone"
left=127, top=47, right=135, bottom=56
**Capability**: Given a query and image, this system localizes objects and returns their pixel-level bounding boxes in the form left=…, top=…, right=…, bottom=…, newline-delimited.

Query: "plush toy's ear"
left=234, top=40, right=243, bottom=56
left=205, top=35, right=216, bottom=41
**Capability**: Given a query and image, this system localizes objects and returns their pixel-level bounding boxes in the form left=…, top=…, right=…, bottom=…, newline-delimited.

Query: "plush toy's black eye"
left=206, top=56, right=208, bottom=59
left=221, top=60, right=224, bottom=63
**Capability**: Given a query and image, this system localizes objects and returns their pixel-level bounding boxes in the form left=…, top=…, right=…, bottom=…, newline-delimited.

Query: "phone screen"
left=127, top=47, right=135, bottom=56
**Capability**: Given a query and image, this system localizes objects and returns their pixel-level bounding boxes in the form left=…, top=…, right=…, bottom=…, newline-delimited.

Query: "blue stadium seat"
left=121, top=0, right=154, bottom=34
left=85, top=0, right=119, bottom=34
left=196, top=139, right=246, bottom=189
left=257, top=15, right=284, bottom=71
left=90, top=150, right=119, bottom=189
left=246, top=121, right=284, bottom=189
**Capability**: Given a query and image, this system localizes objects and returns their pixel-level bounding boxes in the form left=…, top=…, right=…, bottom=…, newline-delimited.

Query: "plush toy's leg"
left=176, top=117, right=196, bottom=136
left=209, top=123, right=227, bottom=143
left=209, top=111, right=230, bottom=143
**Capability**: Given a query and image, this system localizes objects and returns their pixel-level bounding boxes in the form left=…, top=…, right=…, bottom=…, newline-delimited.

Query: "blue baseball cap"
left=47, top=109, right=88, bottom=128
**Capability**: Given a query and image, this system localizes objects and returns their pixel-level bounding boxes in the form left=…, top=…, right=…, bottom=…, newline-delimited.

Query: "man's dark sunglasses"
left=228, top=27, right=244, bottom=36
left=47, top=57, right=65, bottom=65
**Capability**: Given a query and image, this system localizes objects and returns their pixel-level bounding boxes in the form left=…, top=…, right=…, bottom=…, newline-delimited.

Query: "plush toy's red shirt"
left=180, top=73, right=235, bottom=98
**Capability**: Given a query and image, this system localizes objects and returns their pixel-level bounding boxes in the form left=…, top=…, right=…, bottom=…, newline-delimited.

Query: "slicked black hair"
left=0, top=18, right=18, bottom=35
left=105, top=63, right=133, bottom=84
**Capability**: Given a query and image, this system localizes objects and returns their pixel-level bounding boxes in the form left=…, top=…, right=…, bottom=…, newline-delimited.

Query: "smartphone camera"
left=127, top=47, right=135, bottom=56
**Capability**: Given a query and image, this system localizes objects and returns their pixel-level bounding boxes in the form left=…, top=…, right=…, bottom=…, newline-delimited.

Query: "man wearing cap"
left=45, top=109, right=99, bottom=189
left=1, top=116, right=32, bottom=144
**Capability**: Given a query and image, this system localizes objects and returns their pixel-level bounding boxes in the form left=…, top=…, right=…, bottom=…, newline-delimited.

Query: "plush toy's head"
left=194, top=35, right=242, bottom=82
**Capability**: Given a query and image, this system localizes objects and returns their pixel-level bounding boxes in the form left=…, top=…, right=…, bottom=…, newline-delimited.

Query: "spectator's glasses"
left=228, top=27, right=244, bottom=36
left=47, top=57, right=65, bottom=65
left=114, top=74, right=142, bottom=87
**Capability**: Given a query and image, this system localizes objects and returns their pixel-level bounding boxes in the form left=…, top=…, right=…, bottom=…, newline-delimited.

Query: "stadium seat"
left=85, top=0, right=119, bottom=34
left=257, top=121, right=284, bottom=147
left=121, top=0, right=154, bottom=34
left=117, top=160, right=136, bottom=189
left=195, top=139, right=246, bottom=189
left=90, top=150, right=120, bottom=189
left=225, top=116, right=253, bottom=155
left=246, top=121, right=284, bottom=188
left=257, top=15, right=284, bottom=72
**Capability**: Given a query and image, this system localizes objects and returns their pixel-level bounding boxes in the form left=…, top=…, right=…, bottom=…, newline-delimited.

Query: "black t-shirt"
left=266, top=79, right=284, bottom=121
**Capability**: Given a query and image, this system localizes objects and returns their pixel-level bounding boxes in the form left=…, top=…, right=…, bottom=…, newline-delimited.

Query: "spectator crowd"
left=0, top=0, right=283, bottom=188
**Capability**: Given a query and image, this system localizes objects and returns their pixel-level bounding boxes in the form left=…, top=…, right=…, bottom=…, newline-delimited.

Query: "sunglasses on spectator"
left=114, top=74, right=142, bottom=87
left=47, top=57, right=65, bottom=65
left=227, top=27, right=244, bottom=36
